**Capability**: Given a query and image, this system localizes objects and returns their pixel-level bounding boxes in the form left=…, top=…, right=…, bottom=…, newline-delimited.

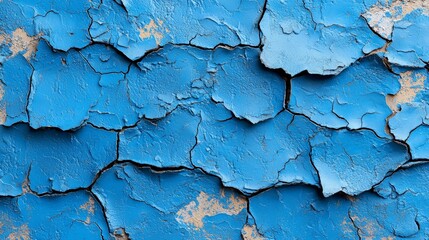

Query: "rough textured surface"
left=1, top=0, right=429, bottom=238
left=92, top=163, right=247, bottom=239
left=260, top=0, right=385, bottom=76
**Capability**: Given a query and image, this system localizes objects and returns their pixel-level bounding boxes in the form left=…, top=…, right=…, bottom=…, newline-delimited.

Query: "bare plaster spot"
left=80, top=196, right=95, bottom=224
left=0, top=83, right=5, bottom=125
left=242, top=224, right=265, bottom=240
left=386, top=71, right=426, bottom=111
left=0, top=29, right=40, bottom=60
left=176, top=191, right=247, bottom=229
left=113, top=228, right=130, bottom=240
left=7, top=224, right=30, bottom=240
left=364, top=0, right=429, bottom=38
left=139, top=19, right=169, bottom=45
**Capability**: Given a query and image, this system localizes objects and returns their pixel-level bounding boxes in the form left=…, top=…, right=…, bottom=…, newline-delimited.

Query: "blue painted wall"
left=0, top=0, right=429, bottom=239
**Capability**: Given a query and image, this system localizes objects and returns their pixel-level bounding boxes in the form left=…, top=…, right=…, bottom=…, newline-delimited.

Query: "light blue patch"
left=290, top=56, right=400, bottom=138
left=260, top=0, right=385, bottom=75
left=386, top=9, right=429, bottom=67
left=310, top=129, right=409, bottom=196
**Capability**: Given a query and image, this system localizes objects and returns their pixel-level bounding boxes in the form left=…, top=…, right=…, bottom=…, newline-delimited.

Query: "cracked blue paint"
left=310, top=129, right=409, bottom=196
left=1, top=0, right=429, bottom=238
left=89, top=0, right=263, bottom=60
left=0, top=191, right=110, bottom=239
left=0, top=124, right=116, bottom=196
left=92, top=163, right=247, bottom=239
left=385, top=9, right=429, bottom=67
left=119, top=106, right=199, bottom=168
left=259, top=0, right=385, bottom=76
left=0, top=54, right=31, bottom=125
left=192, top=103, right=320, bottom=194
left=290, top=55, right=400, bottom=138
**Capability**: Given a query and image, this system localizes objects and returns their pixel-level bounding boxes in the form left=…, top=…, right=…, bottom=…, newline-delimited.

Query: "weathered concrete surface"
left=0, top=0, right=429, bottom=239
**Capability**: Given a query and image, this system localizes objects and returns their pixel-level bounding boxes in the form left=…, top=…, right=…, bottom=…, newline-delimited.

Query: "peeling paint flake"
left=290, top=55, right=400, bottom=138
left=89, top=0, right=264, bottom=60
left=385, top=9, right=429, bottom=67
left=260, top=0, right=385, bottom=75
left=0, top=191, right=110, bottom=239
left=310, top=129, right=409, bottom=196
left=92, top=163, right=247, bottom=239
left=192, top=103, right=321, bottom=194
left=0, top=123, right=116, bottom=196
left=1, top=0, right=429, bottom=238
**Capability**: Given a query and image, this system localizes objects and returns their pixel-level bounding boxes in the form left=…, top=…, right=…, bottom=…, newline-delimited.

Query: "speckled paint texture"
left=0, top=0, right=429, bottom=239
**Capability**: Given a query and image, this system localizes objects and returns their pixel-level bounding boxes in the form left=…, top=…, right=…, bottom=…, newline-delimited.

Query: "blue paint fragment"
left=0, top=0, right=91, bottom=51
left=127, top=45, right=285, bottom=124
left=1, top=0, right=428, bottom=236
left=28, top=40, right=101, bottom=130
left=119, top=107, right=200, bottom=168
left=351, top=163, right=429, bottom=239
left=92, top=163, right=247, bottom=239
left=386, top=9, right=429, bottom=67
left=290, top=55, right=400, bottom=138
left=89, top=0, right=263, bottom=60
left=211, top=48, right=285, bottom=123
left=88, top=73, right=140, bottom=130
left=0, top=191, right=110, bottom=239
left=310, top=129, right=409, bottom=196
left=126, top=45, right=211, bottom=119
left=260, top=0, right=385, bottom=76
left=387, top=68, right=429, bottom=158
left=389, top=103, right=429, bottom=141
left=0, top=54, right=31, bottom=125
left=192, top=102, right=320, bottom=194
left=0, top=123, right=116, bottom=196
left=80, top=44, right=130, bottom=74
left=249, top=185, right=358, bottom=239
left=406, top=125, right=429, bottom=160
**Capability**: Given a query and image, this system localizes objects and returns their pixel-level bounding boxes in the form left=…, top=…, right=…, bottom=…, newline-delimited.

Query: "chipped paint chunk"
left=92, top=163, right=247, bottom=239
left=290, top=55, right=400, bottom=138
left=363, top=0, right=429, bottom=39
left=127, top=45, right=285, bottom=123
left=260, top=0, right=385, bottom=75
left=90, top=0, right=263, bottom=60
left=28, top=40, right=101, bottom=130
left=0, top=123, right=116, bottom=196
left=0, top=0, right=91, bottom=52
left=0, top=54, right=31, bottom=125
left=249, top=186, right=358, bottom=239
left=119, top=107, right=199, bottom=168
left=192, top=102, right=320, bottom=194
left=385, top=9, right=429, bottom=67
left=0, top=191, right=110, bottom=239
left=310, top=129, right=409, bottom=196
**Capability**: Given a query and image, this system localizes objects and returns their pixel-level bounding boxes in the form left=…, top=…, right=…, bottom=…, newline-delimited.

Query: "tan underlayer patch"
left=176, top=191, right=247, bottom=229
left=0, top=83, right=5, bottom=125
left=241, top=224, right=265, bottom=240
left=7, top=224, right=30, bottom=240
left=139, top=19, right=169, bottom=45
left=386, top=71, right=426, bottom=111
left=0, top=28, right=40, bottom=60
left=80, top=196, right=95, bottom=224
left=364, top=0, right=429, bottom=38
